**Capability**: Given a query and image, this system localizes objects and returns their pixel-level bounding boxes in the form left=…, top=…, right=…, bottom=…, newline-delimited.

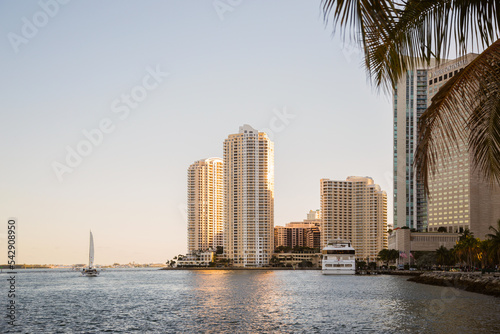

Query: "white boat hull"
left=322, top=239, right=356, bottom=275
left=82, top=268, right=99, bottom=277
left=322, top=269, right=355, bottom=275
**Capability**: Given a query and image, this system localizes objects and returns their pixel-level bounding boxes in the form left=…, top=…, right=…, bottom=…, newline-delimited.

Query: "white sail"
left=89, top=231, right=94, bottom=268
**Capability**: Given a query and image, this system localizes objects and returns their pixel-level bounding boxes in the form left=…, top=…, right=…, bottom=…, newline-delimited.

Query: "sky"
left=0, top=0, right=393, bottom=265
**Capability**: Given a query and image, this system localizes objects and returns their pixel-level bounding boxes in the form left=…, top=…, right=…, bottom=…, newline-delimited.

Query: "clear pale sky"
left=0, top=0, right=393, bottom=265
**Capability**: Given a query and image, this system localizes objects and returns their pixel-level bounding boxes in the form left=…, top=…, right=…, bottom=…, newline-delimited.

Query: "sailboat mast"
left=89, top=231, right=94, bottom=268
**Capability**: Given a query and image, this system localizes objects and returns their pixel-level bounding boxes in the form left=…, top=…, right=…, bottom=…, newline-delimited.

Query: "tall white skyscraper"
left=187, top=158, right=224, bottom=253
left=223, top=124, right=274, bottom=267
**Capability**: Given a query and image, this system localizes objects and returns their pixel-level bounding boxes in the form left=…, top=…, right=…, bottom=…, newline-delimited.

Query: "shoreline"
left=160, top=267, right=422, bottom=276
left=408, top=272, right=500, bottom=297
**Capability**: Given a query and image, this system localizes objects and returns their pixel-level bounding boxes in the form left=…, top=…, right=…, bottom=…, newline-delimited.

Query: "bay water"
left=2, top=269, right=499, bottom=333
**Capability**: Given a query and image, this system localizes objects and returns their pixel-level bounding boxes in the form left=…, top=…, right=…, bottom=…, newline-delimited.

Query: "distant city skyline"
left=0, top=1, right=393, bottom=265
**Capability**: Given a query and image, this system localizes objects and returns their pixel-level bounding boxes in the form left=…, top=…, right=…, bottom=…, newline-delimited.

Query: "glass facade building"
left=393, top=68, right=429, bottom=231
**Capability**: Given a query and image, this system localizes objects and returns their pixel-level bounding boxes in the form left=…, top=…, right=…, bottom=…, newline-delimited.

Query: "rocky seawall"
left=408, top=272, right=500, bottom=297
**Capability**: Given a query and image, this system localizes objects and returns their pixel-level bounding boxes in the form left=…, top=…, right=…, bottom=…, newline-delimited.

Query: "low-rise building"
left=273, top=252, right=321, bottom=267
left=388, top=228, right=460, bottom=264
left=176, top=251, right=216, bottom=267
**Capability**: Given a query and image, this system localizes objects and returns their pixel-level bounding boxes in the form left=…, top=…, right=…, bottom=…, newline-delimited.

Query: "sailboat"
left=82, top=231, right=99, bottom=277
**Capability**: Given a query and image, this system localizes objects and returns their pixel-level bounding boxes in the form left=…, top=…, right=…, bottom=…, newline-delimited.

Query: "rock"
left=408, top=272, right=500, bottom=297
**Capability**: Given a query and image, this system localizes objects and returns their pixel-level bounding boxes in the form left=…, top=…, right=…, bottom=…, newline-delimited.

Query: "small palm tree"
left=486, top=219, right=500, bottom=264
left=478, top=240, right=492, bottom=268
left=459, top=228, right=474, bottom=241
left=388, top=249, right=399, bottom=264
left=436, top=246, right=449, bottom=266
left=455, top=234, right=481, bottom=268
left=378, top=249, right=389, bottom=266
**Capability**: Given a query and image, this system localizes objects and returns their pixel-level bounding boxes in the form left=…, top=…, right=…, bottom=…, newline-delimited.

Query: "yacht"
left=321, top=239, right=356, bottom=275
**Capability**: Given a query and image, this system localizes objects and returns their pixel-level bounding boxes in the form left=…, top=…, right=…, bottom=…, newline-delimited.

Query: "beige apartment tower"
left=224, top=124, right=274, bottom=267
left=187, top=158, right=224, bottom=253
left=426, top=54, right=500, bottom=239
left=320, top=176, right=387, bottom=262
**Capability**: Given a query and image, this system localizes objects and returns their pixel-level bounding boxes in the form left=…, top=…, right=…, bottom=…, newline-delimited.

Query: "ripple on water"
left=2, top=269, right=499, bottom=333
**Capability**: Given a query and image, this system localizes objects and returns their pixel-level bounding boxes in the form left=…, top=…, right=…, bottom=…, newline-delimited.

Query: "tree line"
left=379, top=220, right=500, bottom=270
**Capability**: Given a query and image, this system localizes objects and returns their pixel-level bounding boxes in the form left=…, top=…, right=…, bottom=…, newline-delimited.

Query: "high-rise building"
left=393, top=64, right=433, bottom=231
left=187, top=158, right=224, bottom=253
left=320, top=176, right=387, bottom=262
left=274, top=226, right=288, bottom=249
left=273, top=221, right=321, bottom=250
left=223, top=124, right=274, bottom=267
left=425, top=54, right=500, bottom=239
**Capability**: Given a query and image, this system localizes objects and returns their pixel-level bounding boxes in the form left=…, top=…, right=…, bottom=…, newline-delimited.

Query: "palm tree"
left=435, top=246, right=449, bottom=266
left=478, top=239, right=492, bottom=268
left=270, top=255, right=282, bottom=267
left=486, top=219, right=500, bottom=264
left=321, top=1, right=500, bottom=191
left=459, top=228, right=474, bottom=241
left=455, top=234, right=481, bottom=268
left=378, top=249, right=389, bottom=266
left=388, top=249, right=399, bottom=265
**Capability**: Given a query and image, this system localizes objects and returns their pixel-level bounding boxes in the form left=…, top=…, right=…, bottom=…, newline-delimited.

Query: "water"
left=2, top=269, right=499, bottom=333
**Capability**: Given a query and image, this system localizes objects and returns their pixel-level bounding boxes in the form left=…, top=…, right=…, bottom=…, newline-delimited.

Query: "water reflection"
left=188, top=270, right=288, bottom=332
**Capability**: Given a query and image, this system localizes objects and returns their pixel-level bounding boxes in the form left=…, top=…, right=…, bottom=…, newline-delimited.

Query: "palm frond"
left=321, top=0, right=397, bottom=90
left=415, top=40, right=500, bottom=194
left=322, top=0, right=500, bottom=90
left=321, top=0, right=395, bottom=42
